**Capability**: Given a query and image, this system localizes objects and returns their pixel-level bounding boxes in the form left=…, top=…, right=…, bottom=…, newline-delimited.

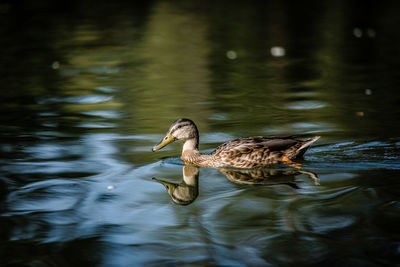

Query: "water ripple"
left=284, top=100, right=327, bottom=110
left=37, top=95, right=113, bottom=105
left=5, top=179, right=86, bottom=215
left=81, top=110, right=122, bottom=119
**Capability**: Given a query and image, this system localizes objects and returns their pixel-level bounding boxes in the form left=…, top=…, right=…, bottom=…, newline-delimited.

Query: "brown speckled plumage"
left=152, top=118, right=320, bottom=169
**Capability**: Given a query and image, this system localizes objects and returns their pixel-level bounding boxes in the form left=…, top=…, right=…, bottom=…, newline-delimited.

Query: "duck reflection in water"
left=153, top=165, right=319, bottom=205
left=153, top=165, right=199, bottom=206
left=219, top=167, right=319, bottom=186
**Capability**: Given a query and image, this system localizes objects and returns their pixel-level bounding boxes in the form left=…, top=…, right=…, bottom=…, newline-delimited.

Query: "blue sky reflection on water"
left=1, top=0, right=400, bottom=266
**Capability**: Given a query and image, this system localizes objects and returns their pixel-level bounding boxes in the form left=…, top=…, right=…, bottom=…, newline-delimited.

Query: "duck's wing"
left=210, top=137, right=299, bottom=167
left=212, top=137, right=298, bottom=155
left=257, top=138, right=299, bottom=151
left=210, top=136, right=320, bottom=168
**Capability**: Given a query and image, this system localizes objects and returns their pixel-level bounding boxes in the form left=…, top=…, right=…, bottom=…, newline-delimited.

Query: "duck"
left=152, top=118, right=320, bottom=169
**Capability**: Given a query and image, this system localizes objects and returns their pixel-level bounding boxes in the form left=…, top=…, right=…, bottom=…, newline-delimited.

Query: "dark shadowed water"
left=1, top=1, right=400, bottom=266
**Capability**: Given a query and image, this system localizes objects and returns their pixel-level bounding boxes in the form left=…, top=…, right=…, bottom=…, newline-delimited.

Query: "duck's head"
left=152, top=118, right=199, bottom=152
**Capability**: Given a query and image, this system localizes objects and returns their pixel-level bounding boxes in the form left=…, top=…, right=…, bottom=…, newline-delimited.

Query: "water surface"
left=1, top=1, right=400, bottom=266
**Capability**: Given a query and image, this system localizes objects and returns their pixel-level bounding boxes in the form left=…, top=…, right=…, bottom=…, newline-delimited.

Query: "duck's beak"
left=152, top=134, right=175, bottom=152
left=152, top=178, right=176, bottom=193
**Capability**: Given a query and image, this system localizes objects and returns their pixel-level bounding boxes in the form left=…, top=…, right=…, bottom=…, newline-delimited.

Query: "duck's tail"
left=296, top=136, right=320, bottom=157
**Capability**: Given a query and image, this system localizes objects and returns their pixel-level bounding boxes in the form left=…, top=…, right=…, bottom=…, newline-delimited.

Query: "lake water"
left=1, top=1, right=400, bottom=266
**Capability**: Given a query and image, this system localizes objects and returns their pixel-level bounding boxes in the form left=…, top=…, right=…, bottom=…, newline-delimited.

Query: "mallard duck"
left=152, top=118, right=320, bottom=169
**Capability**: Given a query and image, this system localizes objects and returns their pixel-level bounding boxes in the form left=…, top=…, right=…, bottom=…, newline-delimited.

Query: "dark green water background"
left=1, top=1, right=400, bottom=266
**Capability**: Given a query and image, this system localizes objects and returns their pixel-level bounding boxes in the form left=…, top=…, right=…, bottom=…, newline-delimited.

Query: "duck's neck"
left=181, top=138, right=210, bottom=166
left=182, top=138, right=199, bottom=152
